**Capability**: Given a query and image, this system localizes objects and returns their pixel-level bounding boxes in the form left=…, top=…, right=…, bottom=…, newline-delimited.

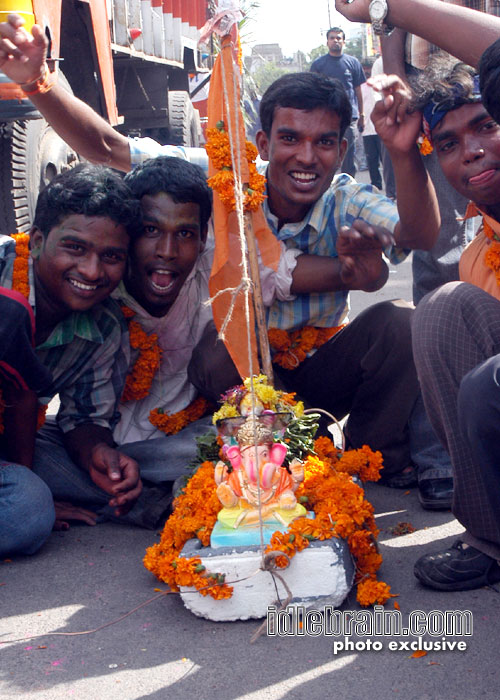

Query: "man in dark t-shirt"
left=310, top=27, right=365, bottom=177
left=0, top=287, right=55, bottom=556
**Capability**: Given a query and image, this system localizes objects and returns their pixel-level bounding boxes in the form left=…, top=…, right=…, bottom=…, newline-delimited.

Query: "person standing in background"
left=371, top=55, right=396, bottom=199
left=360, top=60, right=383, bottom=191
left=310, top=27, right=365, bottom=177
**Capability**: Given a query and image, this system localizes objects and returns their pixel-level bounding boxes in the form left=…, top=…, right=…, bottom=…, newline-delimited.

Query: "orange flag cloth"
left=207, top=35, right=281, bottom=381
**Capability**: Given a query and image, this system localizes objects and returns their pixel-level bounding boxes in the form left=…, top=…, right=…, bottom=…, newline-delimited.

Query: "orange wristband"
left=20, top=64, right=55, bottom=96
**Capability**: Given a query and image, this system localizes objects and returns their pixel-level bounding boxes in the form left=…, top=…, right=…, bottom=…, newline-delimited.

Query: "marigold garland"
left=205, top=123, right=266, bottom=212
left=144, top=433, right=393, bottom=607
left=482, top=218, right=500, bottom=289
left=0, top=233, right=46, bottom=433
left=121, top=306, right=162, bottom=402
left=143, top=460, right=233, bottom=599
left=11, top=233, right=30, bottom=299
left=268, top=325, right=346, bottom=370
left=264, top=443, right=392, bottom=607
left=149, top=396, right=212, bottom=436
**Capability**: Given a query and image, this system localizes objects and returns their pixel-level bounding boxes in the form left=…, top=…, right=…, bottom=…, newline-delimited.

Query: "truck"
left=0, top=0, right=210, bottom=235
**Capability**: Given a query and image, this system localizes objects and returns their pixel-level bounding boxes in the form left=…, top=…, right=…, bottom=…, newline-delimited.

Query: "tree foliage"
left=306, top=45, right=327, bottom=69
left=345, top=37, right=363, bottom=59
left=253, top=62, right=290, bottom=93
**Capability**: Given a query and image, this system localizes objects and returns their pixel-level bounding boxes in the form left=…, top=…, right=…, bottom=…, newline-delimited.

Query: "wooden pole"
left=244, top=212, right=274, bottom=385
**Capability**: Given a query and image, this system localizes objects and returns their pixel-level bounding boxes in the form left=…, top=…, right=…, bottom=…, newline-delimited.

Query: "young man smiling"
left=0, top=18, right=442, bottom=483
left=29, top=158, right=224, bottom=527
left=0, top=164, right=151, bottom=529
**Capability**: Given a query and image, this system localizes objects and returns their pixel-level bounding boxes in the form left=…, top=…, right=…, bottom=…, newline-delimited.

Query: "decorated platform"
left=143, top=376, right=394, bottom=620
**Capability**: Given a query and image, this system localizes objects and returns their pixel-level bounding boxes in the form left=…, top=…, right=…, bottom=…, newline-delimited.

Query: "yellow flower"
left=212, top=404, right=239, bottom=425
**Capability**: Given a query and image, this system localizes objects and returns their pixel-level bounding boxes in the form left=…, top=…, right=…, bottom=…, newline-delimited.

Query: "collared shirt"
left=0, top=235, right=129, bottom=434
left=263, top=174, right=404, bottom=329
left=129, top=139, right=405, bottom=330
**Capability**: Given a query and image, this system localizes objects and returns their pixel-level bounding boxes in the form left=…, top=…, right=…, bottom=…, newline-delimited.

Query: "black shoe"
left=379, top=464, right=418, bottom=489
left=414, top=540, right=500, bottom=591
left=418, top=477, right=453, bottom=510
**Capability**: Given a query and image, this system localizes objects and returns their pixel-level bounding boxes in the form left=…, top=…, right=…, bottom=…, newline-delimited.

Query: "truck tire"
left=0, top=117, right=79, bottom=237
left=168, top=91, right=201, bottom=147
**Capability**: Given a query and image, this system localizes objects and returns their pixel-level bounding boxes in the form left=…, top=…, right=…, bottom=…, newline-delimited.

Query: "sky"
left=242, top=0, right=360, bottom=58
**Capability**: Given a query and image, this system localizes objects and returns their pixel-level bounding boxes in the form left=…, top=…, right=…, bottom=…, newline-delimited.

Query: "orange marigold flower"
left=417, top=135, right=433, bottom=156
left=485, top=244, right=500, bottom=273
left=121, top=310, right=162, bottom=402
left=149, top=397, right=211, bottom=435
left=269, top=326, right=343, bottom=370
left=205, top=128, right=232, bottom=170
left=11, top=233, right=30, bottom=300
left=245, top=141, right=258, bottom=161
left=356, top=578, right=393, bottom=607
left=144, top=432, right=388, bottom=606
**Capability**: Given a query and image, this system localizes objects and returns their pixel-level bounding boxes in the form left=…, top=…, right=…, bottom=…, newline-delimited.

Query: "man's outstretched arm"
left=0, top=14, right=132, bottom=171
left=290, top=221, right=391, bottom=294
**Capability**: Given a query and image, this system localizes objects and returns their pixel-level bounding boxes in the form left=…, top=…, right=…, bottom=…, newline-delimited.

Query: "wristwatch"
left=368, top=0, right=394, bottom=36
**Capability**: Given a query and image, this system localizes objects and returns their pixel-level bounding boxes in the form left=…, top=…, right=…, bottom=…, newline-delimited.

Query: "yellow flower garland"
left=0, top=233, right=46, bottom=433
left=144, top=434, right=394, bottom=607
left=212, top=374, right=304, bottom=424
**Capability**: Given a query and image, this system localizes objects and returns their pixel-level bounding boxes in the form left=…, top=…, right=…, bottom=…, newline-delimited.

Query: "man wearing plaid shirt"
left=0, top=164, right=151, bottom=530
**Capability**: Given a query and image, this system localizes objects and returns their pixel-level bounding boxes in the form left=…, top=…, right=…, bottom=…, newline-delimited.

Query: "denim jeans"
left=0, top=461, right=55, bottom=557
left=409, top=395, right=452, bottom=481
left=32, top=417, right=215, bottom=529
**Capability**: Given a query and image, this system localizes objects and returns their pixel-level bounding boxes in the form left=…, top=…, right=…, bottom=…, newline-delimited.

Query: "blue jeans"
left=0, top=461, right=55, bottom=557
left=32, top=417, right=215, bottom=529
left=409, top=395, right=452, bottom=481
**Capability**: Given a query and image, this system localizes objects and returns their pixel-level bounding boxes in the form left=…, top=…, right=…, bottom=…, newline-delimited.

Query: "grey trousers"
left=413, top=282, right=500, bottom=559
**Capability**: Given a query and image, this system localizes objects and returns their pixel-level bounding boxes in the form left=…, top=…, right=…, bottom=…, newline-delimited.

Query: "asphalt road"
left=2, top=247, right=499, bottom=699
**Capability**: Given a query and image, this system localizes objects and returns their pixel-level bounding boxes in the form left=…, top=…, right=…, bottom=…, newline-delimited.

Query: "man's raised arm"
left=335, top=0, right=500, bottom=69
left=368, top=74, right=439, bottom=250
left=0, top=14, right=131, bottom=171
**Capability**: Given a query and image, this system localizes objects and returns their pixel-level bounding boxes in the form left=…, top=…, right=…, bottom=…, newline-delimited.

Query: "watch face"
left=370, top=0, right=386, bottom=21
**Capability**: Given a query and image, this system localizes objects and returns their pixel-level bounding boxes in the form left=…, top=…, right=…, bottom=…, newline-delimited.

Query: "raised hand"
left=0, top=13, right=47, bottom=84
left=334, top=0, right=371, bottom=23
left=368, top=74, right=422, bottom=154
